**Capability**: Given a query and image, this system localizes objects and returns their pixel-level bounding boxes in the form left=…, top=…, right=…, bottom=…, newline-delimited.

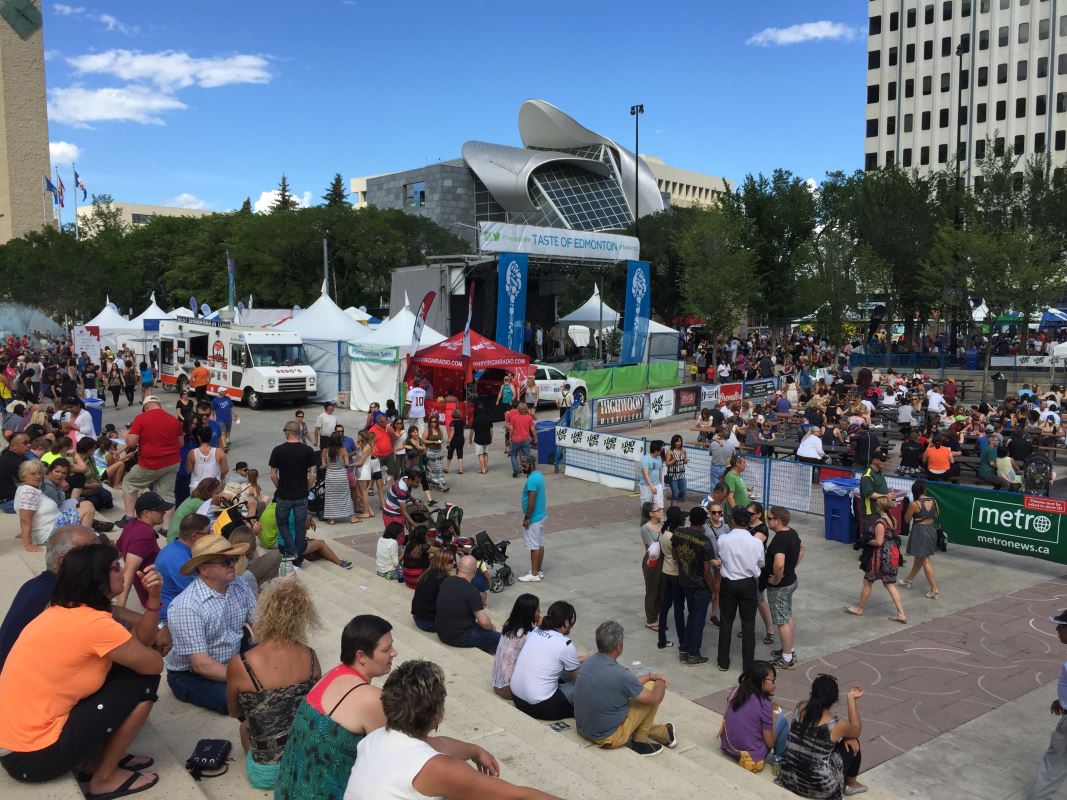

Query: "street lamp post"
left=630, top=104, right=643, bottom=237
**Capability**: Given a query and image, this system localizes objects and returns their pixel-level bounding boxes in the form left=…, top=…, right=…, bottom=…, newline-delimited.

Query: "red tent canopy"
left=411, top=331, right=529, bottom=372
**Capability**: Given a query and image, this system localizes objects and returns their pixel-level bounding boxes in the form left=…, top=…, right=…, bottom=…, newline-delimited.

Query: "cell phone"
left=548, top=721, right=570, bottom=732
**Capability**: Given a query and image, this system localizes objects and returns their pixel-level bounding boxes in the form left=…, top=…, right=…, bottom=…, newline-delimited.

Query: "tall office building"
left=865, top=0, right=1067, bottom=185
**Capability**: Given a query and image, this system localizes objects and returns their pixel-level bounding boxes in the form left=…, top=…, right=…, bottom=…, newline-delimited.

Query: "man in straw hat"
left=163, top=534, right=256, bottom=713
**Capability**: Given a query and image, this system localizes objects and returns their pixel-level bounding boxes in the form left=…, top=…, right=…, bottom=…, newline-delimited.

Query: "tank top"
left=190, top=446, right=221, bottom=484
left=345, top=727, right=442, bottom=800
left=925, top=445, right=951, bottom=473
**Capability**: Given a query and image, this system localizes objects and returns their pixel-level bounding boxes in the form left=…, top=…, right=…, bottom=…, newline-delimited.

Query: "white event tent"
left=124, top=293, right=176, bottom=360
left=275, top=282, right=369, bottom=402
left=557, top=287, right=679, bottom=359
left=347, top=302, right=446, bottom=411
left=85, top=298, right=141, bottom=354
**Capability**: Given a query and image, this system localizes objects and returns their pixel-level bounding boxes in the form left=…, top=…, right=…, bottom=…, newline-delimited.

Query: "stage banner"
left=675, top=385, right=700, bottom=415
left=555, top=425, right=645, bottom=462
left=494, top=254, right=528, bottom=353
left=700, top=384, right=720, bottom=409
left=594, top=393, right=648, bottom=427
left=479, top=221, right=640, bottom=262
left=925, top=483, right=1067, bottom=565
left=649, top=389, right=674, bottom=420
left=620, top=260, right=651, bottom=365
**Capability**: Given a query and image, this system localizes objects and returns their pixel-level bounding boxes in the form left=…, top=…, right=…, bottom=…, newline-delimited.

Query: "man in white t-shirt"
left=926, top=386, right=946, bottom=416
left=61, top=397, right=95, bottom=441
left=313, top=400, right=338, bottom=450
left=406, top=380, right=427, bottom=434
left=510, top=600, right=581, bottom=721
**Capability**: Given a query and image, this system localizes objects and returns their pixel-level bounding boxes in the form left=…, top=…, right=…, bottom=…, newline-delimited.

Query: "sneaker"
left=512, top=471, right=519, bottom=478
left=91, top=519, right=115, bottom=533
left=771, top=648, right=783, bottom=658
left=773, top=654, right=797, bottom=670
left=517, top=573, right=542, bottom=582
left=662, top=723, right=677, bottom=749
left=717, top=663, right=729, bottom=672
left=537, top=571, right=544, bottom=579
left=116, top=515, right=132, bottom=527
left=678, top=650, right=689, bottom=663
left=685, top=655, right=709, bottom=666
left=627, top=740, right=663, bottom=757
left=338, top=560, right=353, bottom=570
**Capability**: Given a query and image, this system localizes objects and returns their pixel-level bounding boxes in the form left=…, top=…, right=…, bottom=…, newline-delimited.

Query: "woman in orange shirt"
left=922, top=436, right=954, bottom=481
left=0, top=544, right=164, bottom=798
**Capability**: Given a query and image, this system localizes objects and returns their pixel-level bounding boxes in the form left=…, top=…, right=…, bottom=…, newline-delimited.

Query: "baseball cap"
left=135, top=491, right=174, bottom=514
left=985, top=424, right=995, bottom=432
left=234, top=461, right=249, bottom=471
left=1050, top=609, right=1067, bottom=626
left=324, top=400, right=336, bottom=408
left=142, top=395, right=162, bottom=407
left=872, top=447, right=890, bottom=463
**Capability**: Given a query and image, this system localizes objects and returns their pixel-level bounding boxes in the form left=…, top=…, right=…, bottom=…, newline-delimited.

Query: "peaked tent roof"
left=275, top=290, right=369, bottom=340
left=357, top=306, right=446, bottom=348
left=412, top=330, right=528, bottom=371
left=131, top=293, right=176, bottom=326
left=557, top=286, right=620, bottom=327
left=86, top=300, right=138, bottom=330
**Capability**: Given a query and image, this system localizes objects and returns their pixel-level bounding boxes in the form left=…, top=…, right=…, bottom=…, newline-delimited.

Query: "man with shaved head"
left=434, top=555, right=501, bottom=654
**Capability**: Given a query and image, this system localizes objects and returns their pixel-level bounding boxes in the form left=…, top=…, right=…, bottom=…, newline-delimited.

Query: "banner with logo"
left=744, top=377, right=778, bottom=402
left=555, top=426, right=645, bottom=462
left=719, top=382, right=743, bottom=405
left=675, top=385, right=700, bottom=415
left=649, top=389, right=674, bottom=420
left=479, top=221, right=640, bottom=262
left=594, top=393, right=648, bottom=427
left=494, top=254, right=528, bottom=354
left=73, top=325, right=101, bottom=364
left=619, top=260, right=651, bottom=365
left=925, top=484, right=1067, bottom=565
left=700, top=384, right=720, bottom=409
left=410, top=291, right=436, bottom=355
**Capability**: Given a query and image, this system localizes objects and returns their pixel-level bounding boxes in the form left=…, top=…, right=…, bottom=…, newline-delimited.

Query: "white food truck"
left=158, top=319, right=316, bottom=408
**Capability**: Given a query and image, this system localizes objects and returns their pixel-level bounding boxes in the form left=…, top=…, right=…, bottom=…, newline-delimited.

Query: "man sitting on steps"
left=435, top=555, right=500, bottom=655
left=573, top=620, right=677, bottom=757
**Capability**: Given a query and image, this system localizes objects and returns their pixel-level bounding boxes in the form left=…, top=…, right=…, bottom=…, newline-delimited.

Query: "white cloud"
left=44, top=49, right=59, bottom=61
left=48, top=86, right=187, bottom=127
left=52, top=4, right=85, bottom=15
left=96, top=14, right=137, bottom=35
left=746, top=21, right=860, bottom=47
left=67, top=49, right=271, bottom=90
left=252, top=189, right=312, bottom=213
left=167, top=193, right=210, bottom=210
left=49, top=140, right=82, bottom=165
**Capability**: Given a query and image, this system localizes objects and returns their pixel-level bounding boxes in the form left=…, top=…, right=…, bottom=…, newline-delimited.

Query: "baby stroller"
left=434, top=502, right=464, bottom=533
left=308, top=471, right=327, bottom=520
left=1022, top=453, right=1054, bottom=496
left=472, top=530, right=513, bottom=593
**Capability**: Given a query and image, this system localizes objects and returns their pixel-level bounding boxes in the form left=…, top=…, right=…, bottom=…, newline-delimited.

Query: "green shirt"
left=979, top=445, right=998, bottom=478
left=859, top=467, right=888, bottom=516
left=724, top=469, right=749, bottom=508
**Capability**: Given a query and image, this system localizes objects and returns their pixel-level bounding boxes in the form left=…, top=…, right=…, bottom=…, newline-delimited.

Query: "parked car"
left=474, top=365, right=588, bottom=419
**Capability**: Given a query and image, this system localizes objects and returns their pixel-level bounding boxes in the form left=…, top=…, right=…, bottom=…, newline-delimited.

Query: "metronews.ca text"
left=976, top=535, right=1051, bottom=555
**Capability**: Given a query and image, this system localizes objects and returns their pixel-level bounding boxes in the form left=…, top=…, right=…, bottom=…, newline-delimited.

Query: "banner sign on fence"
left=555, top=426, right=644, bottom=462
left=925, top=483, right=1067, bottom=565
left=594, top=393, right=648, bottom=427
left=719, top=382, right=743, bottom=405
left=744, top=377, right=778, bottom=402
left=675, top=386, right=700, bottom=415
left=700, top=384, right=720, bottom=409
left=990, top=355, right=1066, bottom=368
left=649, top=389, right=674, bottom=420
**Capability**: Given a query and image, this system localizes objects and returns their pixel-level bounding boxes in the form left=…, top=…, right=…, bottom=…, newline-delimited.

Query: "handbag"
left=936, top=527, right=948, bottom=552
left=185, top=738, right=232, bottom=780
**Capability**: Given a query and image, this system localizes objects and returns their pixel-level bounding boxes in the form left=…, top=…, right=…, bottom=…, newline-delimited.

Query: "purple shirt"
left=116, top=519, right=160, bottom=608
left=720, top=691, right=774, bottom=763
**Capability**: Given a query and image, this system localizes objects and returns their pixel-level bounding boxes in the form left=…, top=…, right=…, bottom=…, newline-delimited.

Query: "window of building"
left=1058, top=93, right=1067, bottom=113
left=904, top=113, right=914, bottom=132
left=1039, top=18, right=1049, bottom=39
left=905, top=78, right=915, bottom=97
left=924, top=40, right=933, bottom=59
left=922, top=110, right=932, bottom=129
left=960, top=33, right=970, bottom=53
left=941, top=72, right=951, bottom=92
left=889, top=46, right=898, bottom=66
left=978, top=66, right=988, bottom=86
left=1036, top=95, right=1047, bottom=114
left=958, top=142, right=967, bottom=161
left=974, top=175, right=985, bottom=193
left=923, top=75, right=933, bottom=94
left=868, top=50, right=880, bottom=69
left=979, top=29, right=989, bottom=50
left=921, top=145, right=931, bottom=165
left=962, top=0, right=972, bottom=15
left=996, top=100, right=1007, bottom=120
left=903, top=147, right=913, bottom=166
left=994, top=136, right=1005, bottom=156
left=404, top=181, right=427, bottom=208
left=979, top=0, right=989, bottom=11
left=890, top=11, right=899, bottom=30
left=865, top=152, right=878, bottom=171
left=906, top=42, right=916, bottom=62
left=131, top=213, right=153, bottom=225
left=1020, top=0, right=1029, bottom=5
left=925, top=4, right=935, bottom=24
left=885, top=151, right=896, bottom=166
left=977, top=102, right=987, bottom=122
left=1038, top=57, right=1048, bottom=78
left=1035, top=132, right=1046, bottom=152
left=907, top=8, right=917, bottom=27
left=867, top=85, right=880, bottom=103
left=1018, top=22, right=1029, bottom=43
left=938, top=144, right=949, bottom=163
left=1056, top=131, right=1066, bottom=151
left=961, top=68, right=969, bottom=86
left=866, top=118, right=878, bottom=137
left=887, top=116, right=897, bottom=135
left=942, top=37, right=952, bottom=57
left=960, top=105, right=969, bottom=124
left=997, top=62, right=1008, bottom=83
left=976, top=139, right=986, bottom=159
left=943, top=1, right=953, bottom=19
left=1062, top=15, right=1067, bottom=35
left=869, top=15, right=882, bottom=35
left=888, top=81, right=897, bottom=101
left=1016, top=97, right=1026, bottom=117
left=1059, top=54, right=1067, bottom=75
left=999, top=0, right=1009, bottom=8
left=1014, top=135, right=1025, bottom=155
left=998, top=26, right=1008, bottom=47
left=1018, top=60, right=1028, bottom=80
left=940, top=108, right=951, bottom=127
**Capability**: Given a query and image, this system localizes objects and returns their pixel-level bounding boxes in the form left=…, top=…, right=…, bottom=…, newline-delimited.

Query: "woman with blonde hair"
left=226, top=578, right=321, bottom=790
left=353, top=430, right=374, bottom=520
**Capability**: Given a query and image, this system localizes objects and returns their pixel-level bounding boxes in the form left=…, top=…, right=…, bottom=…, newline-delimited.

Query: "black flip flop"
left=85, top=771, right=159, bottom=800
left=77, top=755, right=154, bottom=782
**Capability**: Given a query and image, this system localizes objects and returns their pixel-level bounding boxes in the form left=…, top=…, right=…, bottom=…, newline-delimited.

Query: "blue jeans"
left=658, top=574, right=686, bottom=649
left=274, top=497, right=308, bottom=566
left=681, top=585, right=711, bottom=657
left=709, top=465, right=726, bottom=490
left=167, top=670, right=227, bottom=714
left=0, top=499, right=14, bottom=514
left=450, top=626, right=501, bottom=655
left=509, top=440, right=531, bottom=473
left=669, top=478, right=687, bottom=501
left=772, top=713, right=789, bottom=759
left=413, top=617, right=436, bottom=633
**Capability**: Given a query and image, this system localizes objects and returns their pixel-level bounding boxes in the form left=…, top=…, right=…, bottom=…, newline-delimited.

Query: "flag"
left=462, top=282, right=476, bottom=358
left=74, top=170, right=87, bottom=201
left=44, top=176, right=58, bottom=204
left=410, top=291, right=436, bottom=356
left=55, top=173, right=65, bottom=208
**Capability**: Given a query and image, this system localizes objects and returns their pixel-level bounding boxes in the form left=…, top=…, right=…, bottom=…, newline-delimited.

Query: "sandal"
left=657, top=640, right=674, bottom=649
left=85, top=771, right=159, bottom=800
left=888, top=616, right=908, bottom=624
left=899, top=579, right=913, bottom=589
left=644, top=623, right=659, bottom=631
left=763, top=632, right=775, bottom=645
left=843, top=606, right=864, bottom=617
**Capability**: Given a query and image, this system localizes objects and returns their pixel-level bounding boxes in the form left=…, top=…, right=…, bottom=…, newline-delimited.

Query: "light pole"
left=951, top=39, right=967, bottom=354
left=630, top=104, right=644, bottom=237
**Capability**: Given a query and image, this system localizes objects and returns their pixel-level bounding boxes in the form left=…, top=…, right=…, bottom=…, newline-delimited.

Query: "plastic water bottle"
left=279, top=557, right=294, bottom=577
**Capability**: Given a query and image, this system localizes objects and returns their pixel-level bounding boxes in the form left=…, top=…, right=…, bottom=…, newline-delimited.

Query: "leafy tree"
left=625, top=205, right=704, bottom=324
left=322, top=173, right=350, bottom=208
left=271, top=174, right=299, bottom=213
left=678, top=207, right=757, bottom=338
left=238, top=197, right=252, bottom=214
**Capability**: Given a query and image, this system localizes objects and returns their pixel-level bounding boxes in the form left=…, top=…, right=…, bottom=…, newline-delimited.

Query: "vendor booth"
left=124, top=293, right=176, bottom=361
left=557, top=287, right=679, bottom=360
left=347, top=306, right=446, bottom=412
left=85, top=299, right=141, bottom=356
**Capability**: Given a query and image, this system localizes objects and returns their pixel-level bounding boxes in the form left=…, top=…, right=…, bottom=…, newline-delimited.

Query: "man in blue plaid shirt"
left=164, top=535, right=256, bottom=713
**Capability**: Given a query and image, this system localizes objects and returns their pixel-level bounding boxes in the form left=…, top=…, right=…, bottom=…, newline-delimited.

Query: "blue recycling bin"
left=965, top=347, right=979, bottom=370
left=822, top=478, right=860, bottom=544
left=84, top=398, right=104, bottom=436
left=535, top=420, right=557, bottom=465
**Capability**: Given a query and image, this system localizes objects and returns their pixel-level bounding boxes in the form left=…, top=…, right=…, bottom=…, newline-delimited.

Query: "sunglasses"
left=709, top=510, right=724, bottom=515
left=205, top=557, right=238, bottom=567
left=296, top=413, right=304, bottom=418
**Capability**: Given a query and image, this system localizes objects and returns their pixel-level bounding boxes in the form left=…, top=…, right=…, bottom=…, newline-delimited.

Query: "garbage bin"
left=535, top=420, right=556, bottom=465
left=84, top=398, right=104, bottom=436
left=965, top=347, right=978, bottom=370
left=992, top=371, right=1008, bottom=402
left=821, top=478, right=860, bottom=544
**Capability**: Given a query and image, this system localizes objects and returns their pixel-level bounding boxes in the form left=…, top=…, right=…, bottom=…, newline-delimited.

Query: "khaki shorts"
left=122, top=461, right=179, bottom=503
left=475, top=443, right=490, bottom=456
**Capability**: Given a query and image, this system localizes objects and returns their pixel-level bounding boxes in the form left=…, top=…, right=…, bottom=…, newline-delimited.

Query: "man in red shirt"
left=120, top=395, right=183, bottom=526
left=369, top=412, right=396, bottom=508
left=506, top=402, right=536, bottom=478
left=116, top=491, right=171, bottom=608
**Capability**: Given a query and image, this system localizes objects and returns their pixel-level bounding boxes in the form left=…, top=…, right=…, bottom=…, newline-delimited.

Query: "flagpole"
left=72, top=163, right=78, bottom=240
left=54, top=167, right=63, bottom=230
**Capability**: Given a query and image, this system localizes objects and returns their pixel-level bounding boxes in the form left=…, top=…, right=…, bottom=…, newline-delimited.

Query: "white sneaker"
left=537, top=571, right=544, bottom=579
left=518, top=573, right=542, bottom=582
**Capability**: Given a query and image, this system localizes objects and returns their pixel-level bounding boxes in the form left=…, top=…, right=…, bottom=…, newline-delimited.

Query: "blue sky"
left=43, top=1, right=867, bottom=212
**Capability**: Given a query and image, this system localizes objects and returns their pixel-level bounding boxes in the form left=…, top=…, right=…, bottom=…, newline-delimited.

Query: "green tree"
left=271, top=174, right=299, bottom=213
left=678, top=207, right=757, bottom=338
left=322, top=173, right=350, bottom=208
left=238, top=197, right=252, bottom=214
left=625, top=205, right=704, bottom=324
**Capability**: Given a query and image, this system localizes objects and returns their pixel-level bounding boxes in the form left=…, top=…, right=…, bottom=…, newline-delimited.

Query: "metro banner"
left=925, top=483, right=1067, bottom=565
